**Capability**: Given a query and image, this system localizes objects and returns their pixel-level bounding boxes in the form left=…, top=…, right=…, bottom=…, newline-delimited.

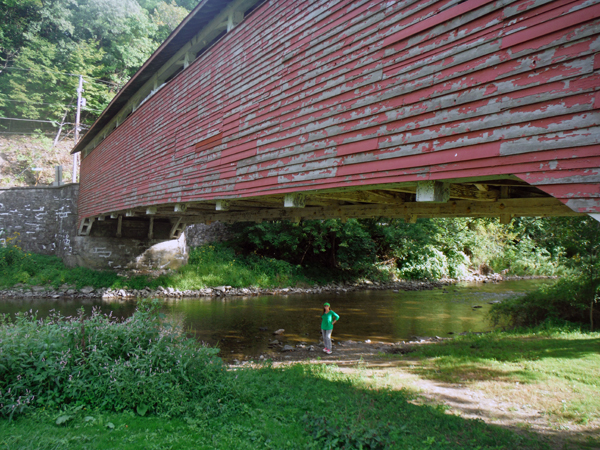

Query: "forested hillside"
left=0, top=0, right=195, bottom=136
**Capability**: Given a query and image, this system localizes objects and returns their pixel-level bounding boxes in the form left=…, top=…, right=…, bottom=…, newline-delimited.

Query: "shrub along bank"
left=489, top=216, right=600, bottom=330
left=0, top=300, right=224, bottom=419
left=1, top=216, right=588, bottom=291
left=227, top=216, right=580, bottom=281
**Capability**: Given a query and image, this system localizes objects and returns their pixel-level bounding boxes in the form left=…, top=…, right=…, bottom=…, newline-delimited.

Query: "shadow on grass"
left=0, top=363, right=554, bottom=450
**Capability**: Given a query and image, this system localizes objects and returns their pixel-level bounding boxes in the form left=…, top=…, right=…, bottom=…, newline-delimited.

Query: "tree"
left=544, top=216, right=600, bottom=330
left=151, top=1, right=189, bottom=42
left=0, top=0, right=170, bottom=132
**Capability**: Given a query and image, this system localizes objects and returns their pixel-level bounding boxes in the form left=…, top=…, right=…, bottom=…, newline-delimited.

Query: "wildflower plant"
left=0, top=300, right=224, bottom=419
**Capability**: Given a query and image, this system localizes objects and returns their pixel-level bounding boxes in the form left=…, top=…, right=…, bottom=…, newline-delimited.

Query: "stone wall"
left=0, top=184, right=79, bottom=263
left=0, top=184, right=232, bottom=270
left=185, top=222, right=232, bottom=248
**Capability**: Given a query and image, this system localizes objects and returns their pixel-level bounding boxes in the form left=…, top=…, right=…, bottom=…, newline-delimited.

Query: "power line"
left=0, top=98, right=105, bottom=112
left=0, top=131, right=60, bottom=135
left=0, top=117, right=90, bottom=127
left=0, top=117, right=59, bottom=125
left=0, top=66, right=122, bottom=88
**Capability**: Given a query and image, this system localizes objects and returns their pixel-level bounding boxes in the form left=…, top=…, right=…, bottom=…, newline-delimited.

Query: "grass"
left=382, top=324, right=600, bottom=448
left=0, top=243, right=324, bottom=291
left=166, top=244, right=318, bottom=289
left=0, top=364, right=548, bottom=450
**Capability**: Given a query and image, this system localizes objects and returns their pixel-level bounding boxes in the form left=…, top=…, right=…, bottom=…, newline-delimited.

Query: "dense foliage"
left=0, top=300, right=224, bottom=419
left=490, top=275, right=600, bottom=328
left=228, top=216, right=584, bottom=281
left=490, top=216, right=600, bottom=329
left=0, top=0, right=194, bottom=133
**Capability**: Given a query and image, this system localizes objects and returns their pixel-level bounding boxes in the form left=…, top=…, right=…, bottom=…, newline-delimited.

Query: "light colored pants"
left=322, top=329, right=332, bottom=350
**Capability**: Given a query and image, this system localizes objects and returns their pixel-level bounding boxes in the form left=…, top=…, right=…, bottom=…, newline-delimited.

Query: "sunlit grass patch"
left=396, top=325, right=600, bottom=428
left=0, top=243, right=320, bottom=291
left=174, top=244, right=314, bottom=289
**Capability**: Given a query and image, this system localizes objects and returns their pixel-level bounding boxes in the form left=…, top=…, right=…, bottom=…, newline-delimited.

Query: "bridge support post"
left=416, top=181, right=449, bottom=203
left=148, top=216, right=154, bottom=239
left=216, top=200, right=230, bottom=211
left=284, top=193, right=306, bottom=208
left=116, top=215, right=122, bottom=238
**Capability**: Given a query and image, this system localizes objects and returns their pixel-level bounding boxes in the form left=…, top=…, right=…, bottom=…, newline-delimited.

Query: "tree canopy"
left=0, top=0, right=196, bottom=135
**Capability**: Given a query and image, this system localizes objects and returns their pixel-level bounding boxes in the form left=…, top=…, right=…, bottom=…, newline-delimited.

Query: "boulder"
left=127, top=233, right=188, bottom=271
left=273, top=329, right=285, bottom=335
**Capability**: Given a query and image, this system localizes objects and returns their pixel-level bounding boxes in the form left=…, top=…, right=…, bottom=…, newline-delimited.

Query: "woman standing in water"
left=321, top=302, right=340, bottom=354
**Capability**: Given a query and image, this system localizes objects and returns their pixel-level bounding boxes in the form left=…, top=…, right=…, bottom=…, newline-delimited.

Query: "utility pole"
left=73, top=75, right=84, bottom=183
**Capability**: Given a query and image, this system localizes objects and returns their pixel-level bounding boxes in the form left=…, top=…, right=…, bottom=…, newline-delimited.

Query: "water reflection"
left=0, top=280, right=549, bottom=359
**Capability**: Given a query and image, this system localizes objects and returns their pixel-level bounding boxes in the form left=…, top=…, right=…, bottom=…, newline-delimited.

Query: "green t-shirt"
left=321, top=310, right=340, bottom=330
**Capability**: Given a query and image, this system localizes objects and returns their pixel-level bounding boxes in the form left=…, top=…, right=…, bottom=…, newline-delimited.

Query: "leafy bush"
left=304, top=413, right=395, bottom=449
left=0, top=300, right=224, bottom=419
left=177, top=243, right=311, bottom=288
left=446, top=249, right=470, bottom=279
left=397, top=245, right=448, bottom=280
left=490, top=275, right=600, bottom=328
left=228, top=219, right=379, bottom=275
left=489, top=237, right=567, bottom=276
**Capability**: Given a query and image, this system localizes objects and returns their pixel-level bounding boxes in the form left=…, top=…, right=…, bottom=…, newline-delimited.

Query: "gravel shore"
left=0, top=274, right=553, bottom=300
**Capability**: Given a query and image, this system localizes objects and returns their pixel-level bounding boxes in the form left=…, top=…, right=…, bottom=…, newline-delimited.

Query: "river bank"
left=0, top=274, right=555, bottom=300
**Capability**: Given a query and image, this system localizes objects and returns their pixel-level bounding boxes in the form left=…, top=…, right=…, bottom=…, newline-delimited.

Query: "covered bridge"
left=73, top=0, right=600, bottom=240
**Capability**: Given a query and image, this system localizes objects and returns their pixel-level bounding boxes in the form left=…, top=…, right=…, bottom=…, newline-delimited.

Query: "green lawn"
left=0, top=364, right=547, bottom=450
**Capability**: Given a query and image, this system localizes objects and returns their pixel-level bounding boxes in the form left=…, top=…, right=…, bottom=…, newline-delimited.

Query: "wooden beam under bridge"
left=175, top=198, right=582, bottom=224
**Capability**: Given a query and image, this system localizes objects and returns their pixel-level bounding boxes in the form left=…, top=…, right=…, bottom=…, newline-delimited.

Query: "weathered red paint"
left=78, top=0, right=600, bottom=219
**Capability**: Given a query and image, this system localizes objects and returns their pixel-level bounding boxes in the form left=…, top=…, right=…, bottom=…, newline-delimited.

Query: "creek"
left=0, top=279, right=549, bottom=360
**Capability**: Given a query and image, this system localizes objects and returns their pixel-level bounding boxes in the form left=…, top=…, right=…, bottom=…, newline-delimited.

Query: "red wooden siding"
left=78, top=0, right=600, bottom=219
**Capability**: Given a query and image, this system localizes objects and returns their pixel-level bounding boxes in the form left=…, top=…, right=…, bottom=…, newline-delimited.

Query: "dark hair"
left=322, top=305, right=330, bottom=315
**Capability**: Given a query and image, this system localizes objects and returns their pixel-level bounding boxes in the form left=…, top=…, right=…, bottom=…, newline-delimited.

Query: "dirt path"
left=229, top=340, right=597, bottom=450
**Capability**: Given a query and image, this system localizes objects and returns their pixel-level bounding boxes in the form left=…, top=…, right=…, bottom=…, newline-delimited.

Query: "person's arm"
left=332, top=311, right=340, bottom=323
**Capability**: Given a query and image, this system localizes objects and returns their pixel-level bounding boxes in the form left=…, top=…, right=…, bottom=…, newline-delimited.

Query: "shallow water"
left=0, top=279, right=549, bottom=359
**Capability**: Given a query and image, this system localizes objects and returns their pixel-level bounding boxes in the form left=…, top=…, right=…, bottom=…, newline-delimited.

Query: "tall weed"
left=0, top=300, right=224, bottom=419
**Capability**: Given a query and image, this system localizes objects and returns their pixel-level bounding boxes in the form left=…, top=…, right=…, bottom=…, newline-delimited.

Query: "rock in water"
left=273, top=329, right=285, bottom=335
